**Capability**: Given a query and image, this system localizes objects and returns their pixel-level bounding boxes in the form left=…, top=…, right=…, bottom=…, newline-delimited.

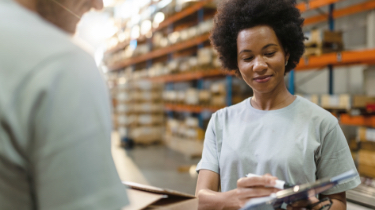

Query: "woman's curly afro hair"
left=211, top=0, right=305, bottom=75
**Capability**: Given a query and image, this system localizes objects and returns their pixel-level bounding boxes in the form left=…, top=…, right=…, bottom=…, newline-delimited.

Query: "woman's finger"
left=237, top=176, right=277, bottom=188
left=236, top=187, right=278, bottom=199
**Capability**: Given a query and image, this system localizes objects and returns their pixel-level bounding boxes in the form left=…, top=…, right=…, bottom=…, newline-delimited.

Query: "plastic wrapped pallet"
left=118, top=115, right=138, bottom=126
left=210, top=82, right=226, bottom=95
left=211, top=95, right=226, bottom=107
left=130, top=126, right=164, bottom=144
left=198, top=47, right=213, bottom=67
left=185, top=88, right=199, bottom=105
left=176, top=91, right=186, bottom=103
left=135, top=103, right=164, bottom=113
left=364, top=66, right=375, bottom=96
left=138, top=114, right=164, bottom=125
left=358, top=127, right=375, bottom=142
left=199, top=90, right=211, bottom=104
left=167, top=60, right=180, bottom=73
left=320, top=94, right=351, bottom=109
left=352, top=95, right=375, bottom=108
left=116, top=103, right=134, bottom=113
left=114, top=81, right=164, bottom=145
left=185, top=117, right=199, bottom=128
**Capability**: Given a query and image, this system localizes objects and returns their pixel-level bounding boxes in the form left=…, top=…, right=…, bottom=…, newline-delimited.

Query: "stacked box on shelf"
left=320, top=94, right=351, bottom=110
left=304, top=29, right=344, bottom=57
left=357, top=127, right=375, bottom=178
left=165, top=117, right=204, bottom=157
left=210, top=82, right=226, bottom=107
left=298, top=94, right=319, bottom=105
left=298, top=94, right=375, bottom=110
left=116, top=80, right=164, bottom=145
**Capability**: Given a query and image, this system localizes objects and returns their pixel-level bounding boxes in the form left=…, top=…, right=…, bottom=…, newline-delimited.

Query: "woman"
left=195, top=0, right=360, bottom=209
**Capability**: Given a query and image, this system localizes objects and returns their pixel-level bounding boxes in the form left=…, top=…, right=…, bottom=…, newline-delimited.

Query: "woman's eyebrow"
left=238, top=43, right=279, bottom=55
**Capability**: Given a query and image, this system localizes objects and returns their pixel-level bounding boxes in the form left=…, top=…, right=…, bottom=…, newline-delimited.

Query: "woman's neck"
left=251, top=85, right=295, bottom=110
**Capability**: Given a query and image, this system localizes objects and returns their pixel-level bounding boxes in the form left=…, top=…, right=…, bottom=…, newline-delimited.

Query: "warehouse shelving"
left=296, top=49, right=375, bottom=70
left=296, top=0, right=342, bottom=12
left=149, top=69, right=234, bottom=82
left=340, top=114, right=375, bottom=128
left=156, top=0, right=214, bottom=31
left=304, top=0, right=375, bottom=26
left=107, top=0, right=375, bottom=120
left=108, top=33, right=210, bottom=71
left=105, top=0, right=214, bottom=57
left=116, top=49, right=375, bottom=83
left=108, top=1, right=375, bottom=72
left=107, top=0, right=375, bottom=205
left=165, top=103, right=223, bottom=113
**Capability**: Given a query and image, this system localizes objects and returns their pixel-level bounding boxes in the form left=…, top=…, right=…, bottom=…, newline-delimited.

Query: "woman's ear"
left=285, top=52, right=290, bottom=64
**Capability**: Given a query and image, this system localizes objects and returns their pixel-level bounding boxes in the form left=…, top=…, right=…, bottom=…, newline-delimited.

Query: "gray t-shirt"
left=0, top=0, right=128, bottom=209
left=197, top=96, right=360, bottom=194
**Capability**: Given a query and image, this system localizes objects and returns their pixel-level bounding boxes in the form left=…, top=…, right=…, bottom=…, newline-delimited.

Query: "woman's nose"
left=253, top=56, right=267, bottom=72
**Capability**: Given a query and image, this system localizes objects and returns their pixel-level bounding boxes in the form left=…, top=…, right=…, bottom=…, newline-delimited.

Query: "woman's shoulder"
left=296, top=96, right=339, bottom=128
left=213, top=98, right=249, bottom=118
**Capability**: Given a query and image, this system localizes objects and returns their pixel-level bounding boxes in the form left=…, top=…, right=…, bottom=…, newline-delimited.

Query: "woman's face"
left=237, top=25, right=289, bottom=94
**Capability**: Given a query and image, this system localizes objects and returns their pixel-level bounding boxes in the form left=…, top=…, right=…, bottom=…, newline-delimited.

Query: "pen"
left=246, top=173, right=295, bottom=190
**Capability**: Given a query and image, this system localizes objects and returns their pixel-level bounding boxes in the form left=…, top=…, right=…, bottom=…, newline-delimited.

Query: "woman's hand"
left=196, top=171, right=280, bottom=210
left=236, top=174, right=280, bottom=207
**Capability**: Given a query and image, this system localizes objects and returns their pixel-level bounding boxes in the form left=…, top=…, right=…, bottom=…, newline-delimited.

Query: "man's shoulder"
left=0, top=2, right=89, bottom=69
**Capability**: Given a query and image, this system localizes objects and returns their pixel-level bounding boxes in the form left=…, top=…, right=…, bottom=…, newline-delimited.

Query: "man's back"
left=0, top=0, right=128, bottom=209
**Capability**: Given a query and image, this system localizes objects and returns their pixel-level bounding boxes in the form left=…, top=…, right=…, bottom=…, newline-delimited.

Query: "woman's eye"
left=265, top=52, right=276, bottom=56
left=244, top=57, right=253, bottom=61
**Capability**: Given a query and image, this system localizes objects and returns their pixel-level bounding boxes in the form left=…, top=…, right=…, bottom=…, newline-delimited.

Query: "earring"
left=285, top=61, right=288, bottom=66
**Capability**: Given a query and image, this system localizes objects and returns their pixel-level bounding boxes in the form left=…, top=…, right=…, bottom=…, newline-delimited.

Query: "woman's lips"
left=253, top=75, right=272, bottom=83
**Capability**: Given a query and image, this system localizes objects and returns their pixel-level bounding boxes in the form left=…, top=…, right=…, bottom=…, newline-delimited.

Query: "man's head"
left=16, top=0, right=103, bottom=34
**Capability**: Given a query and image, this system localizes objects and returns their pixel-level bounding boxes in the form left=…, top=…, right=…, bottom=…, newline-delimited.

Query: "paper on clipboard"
left=240, top=170, right=358, bottom=210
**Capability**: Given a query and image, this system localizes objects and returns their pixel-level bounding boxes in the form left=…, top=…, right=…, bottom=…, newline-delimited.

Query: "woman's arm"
left=196, top=170, right=279, bottom=210
left=196, top=170, right=239, bottom=210
left=320, top=192, right=346, bottom=210
left=287, top=192, right=346, bottom=210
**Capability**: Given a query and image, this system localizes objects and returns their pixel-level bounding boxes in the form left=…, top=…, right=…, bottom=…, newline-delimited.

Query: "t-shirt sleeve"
left=196, top=113, right=220, bottom=174
left=28, top=51, right=128, bottom=210
left=316, top=124, right=361, bottom=195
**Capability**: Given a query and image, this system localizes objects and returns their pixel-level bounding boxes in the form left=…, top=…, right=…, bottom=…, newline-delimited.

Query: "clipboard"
left=240, top=170, right=358, bottom=210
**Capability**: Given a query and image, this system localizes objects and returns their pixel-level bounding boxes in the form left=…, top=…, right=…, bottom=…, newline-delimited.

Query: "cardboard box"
left=361, top=141, right=375, bottom=151
left=364, top=66, right=375, bottom=97
left=357, top=127, right=375, bottom=142
left=211, top=95, right=226, bottom=107
left=122, top=182, right=198, bottom=210
left=358, top=127, right=368, bottom=142
left=320, top=94, right=350, bottom=109
left=358, top=164, right=375, bottom=178
left=358, top=150, right=375, bottom=167
left=352, top=95, right=375, bottom=108
left=165, top=135, right=203, bottom=157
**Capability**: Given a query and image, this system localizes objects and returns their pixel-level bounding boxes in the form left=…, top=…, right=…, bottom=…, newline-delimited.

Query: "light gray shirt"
left=0, top=0, right=128, bottom=209
left=197, top=96, right=360, bottom=194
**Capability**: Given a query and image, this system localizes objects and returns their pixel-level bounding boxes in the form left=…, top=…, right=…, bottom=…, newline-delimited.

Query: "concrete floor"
left=111, top=133, right=372, bottom=209
left=111, top=133, right=200, bottom=195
